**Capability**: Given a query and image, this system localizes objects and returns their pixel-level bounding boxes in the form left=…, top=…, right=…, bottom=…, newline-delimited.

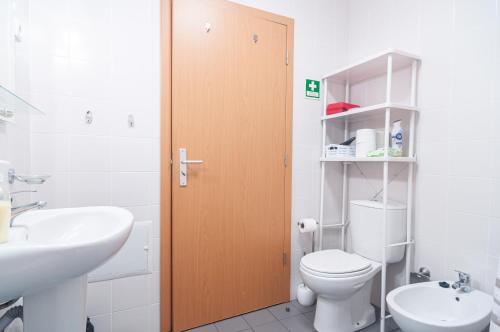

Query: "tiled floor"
left=184, top=301, right=402, bottom=332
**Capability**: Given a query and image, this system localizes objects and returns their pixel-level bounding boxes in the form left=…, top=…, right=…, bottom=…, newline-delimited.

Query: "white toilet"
left=300, top=200, right=407, bottom=332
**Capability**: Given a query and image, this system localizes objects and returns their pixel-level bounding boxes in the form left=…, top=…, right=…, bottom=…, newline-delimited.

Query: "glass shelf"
left=0, top=85, right=44, bottom=123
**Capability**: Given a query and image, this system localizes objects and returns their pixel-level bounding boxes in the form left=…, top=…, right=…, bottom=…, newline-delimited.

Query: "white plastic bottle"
left=391, top=120, right=404, bottom=157
left=0, top=185, right=11, bottom=244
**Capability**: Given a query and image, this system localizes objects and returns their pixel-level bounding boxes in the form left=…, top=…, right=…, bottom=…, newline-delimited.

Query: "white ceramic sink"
left=0, top=206, right=133, bottom=332
left=387, top=281, right=492, bottom=332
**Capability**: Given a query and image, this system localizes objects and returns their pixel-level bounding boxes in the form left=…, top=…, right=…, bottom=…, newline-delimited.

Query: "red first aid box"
left=326, top=102, right=360, bottom=115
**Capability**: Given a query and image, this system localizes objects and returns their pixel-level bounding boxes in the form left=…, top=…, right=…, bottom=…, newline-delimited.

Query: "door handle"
left=180, top=160, right=204, bottom=165
left=179, top=148, right=203, bottom=187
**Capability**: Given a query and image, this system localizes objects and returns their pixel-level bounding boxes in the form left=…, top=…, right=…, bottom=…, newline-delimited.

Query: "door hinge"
left=283, top=252, right=288, bottom=266
left=284, top=153, right=288, bottom=167
left=286, top=50, right=289, bottom=65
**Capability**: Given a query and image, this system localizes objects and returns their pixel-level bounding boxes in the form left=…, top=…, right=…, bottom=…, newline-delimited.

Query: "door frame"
left=160, top=1, right=294, bottom=330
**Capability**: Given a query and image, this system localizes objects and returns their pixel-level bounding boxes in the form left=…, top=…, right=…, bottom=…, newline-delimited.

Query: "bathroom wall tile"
left=481, top=256, right=500, bottom=293
left=70, top=135, right=111, bottom=171
left=112, top=275, right=151, bottom=312
left=417, top=142, right=449, bottom=176
left=32, top=172, right=70, bottom=209
left=150, top=303, right=160, bottom=332
left=112, top=306, right=149, bottom=332
left=87, top=280, right=112, bottom=316
left=151, top=271, right=160, bottom=304
left=69, top=172, right=111, bottom=207
left=490, top=179, right=500, bottom=218
left=491, top=103, right=500, bottom=141
left=448, top=103, right=493, bottom=142
left=69, top=0, right=112, bottom=61
left=452, top=0, right=498, bottom=103
left=488, top=217, right=500, bottom=258
left=446, top=212, right=489, bottom=255
left=111, top=172, right=151, bottom=207
left=415, top=108, right=449, bottom=144
left=149, top=172, right=160, bottom=205
left=111, top=137, right=154, bottom=172
left=29, top=0, right=70, bottom=57
left=151, top=205, right=160, bottom=237
left=447, top=177, right=492, bottom=216
left=448, top=140, right=492, bottom=178
left=152, top=237, right=160, bottom=272
left=30, top=54, right=71, bottom=96
left=419, top=0, right=454, bottom=108
left=29, top=94, right=71, bottom=134
left=69, top=58, right=112, bottom=99
left=30, top=133, right=70, bottom=173
left=125, top=205, right=152, bottom=223
left=491, top=140, right=500, bottom=177
left=151, top=139, right=160, bottom=172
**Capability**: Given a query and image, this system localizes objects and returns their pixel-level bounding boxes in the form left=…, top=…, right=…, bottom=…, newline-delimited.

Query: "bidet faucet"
left=452, top=270, right=471, bottom=293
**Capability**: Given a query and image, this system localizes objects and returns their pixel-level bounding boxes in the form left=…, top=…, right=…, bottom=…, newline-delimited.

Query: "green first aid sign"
left=305, top=79, right=320, bottom=99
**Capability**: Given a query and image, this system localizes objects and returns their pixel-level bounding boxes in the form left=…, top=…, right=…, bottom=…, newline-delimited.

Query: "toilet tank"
left=349, top=200, right=407, bottom=263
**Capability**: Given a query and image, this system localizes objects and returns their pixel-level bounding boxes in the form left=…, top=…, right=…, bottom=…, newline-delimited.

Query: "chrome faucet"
left=10, top=201, right=47, bottom=226
left=452, top=270, right=472, bottom=293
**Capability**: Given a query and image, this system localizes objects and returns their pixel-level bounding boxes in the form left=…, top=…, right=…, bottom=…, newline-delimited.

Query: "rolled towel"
left=491, top=258, right=500, bottom=332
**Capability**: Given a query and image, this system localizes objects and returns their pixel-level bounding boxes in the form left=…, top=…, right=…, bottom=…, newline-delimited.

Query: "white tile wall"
left=27, top=0, right=161, bottom=330
left=345, top=0, right=500, bottom=294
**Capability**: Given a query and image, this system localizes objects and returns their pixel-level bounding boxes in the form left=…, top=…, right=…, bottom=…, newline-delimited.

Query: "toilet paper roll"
left=298, top=218, right=317, bottom=233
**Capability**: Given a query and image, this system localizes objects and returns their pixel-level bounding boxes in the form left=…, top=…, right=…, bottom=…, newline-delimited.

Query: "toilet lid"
left=300, top=249, right=371, bottom=275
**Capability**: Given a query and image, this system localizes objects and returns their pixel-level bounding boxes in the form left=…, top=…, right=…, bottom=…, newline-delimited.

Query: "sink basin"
left=0, top=206, right=133, bottom=332
left=387, top=281, right=493, bottom=332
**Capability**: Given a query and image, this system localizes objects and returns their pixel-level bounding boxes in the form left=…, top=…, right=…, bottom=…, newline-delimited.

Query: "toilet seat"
left=300, top=249, right=374, bottom=278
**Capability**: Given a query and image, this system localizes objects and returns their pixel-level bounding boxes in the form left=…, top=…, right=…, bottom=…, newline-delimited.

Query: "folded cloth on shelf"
left=491, top=258, right=500, bottom=331
left=367, top=147, right=403, bottom=157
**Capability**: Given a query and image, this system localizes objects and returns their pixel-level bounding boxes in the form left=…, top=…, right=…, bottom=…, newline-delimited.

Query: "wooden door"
left=171, top=0, right=293, bottom=330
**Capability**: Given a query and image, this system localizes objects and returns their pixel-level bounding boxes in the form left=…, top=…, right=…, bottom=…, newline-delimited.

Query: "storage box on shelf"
left=317, top=49, right=420, bottom=332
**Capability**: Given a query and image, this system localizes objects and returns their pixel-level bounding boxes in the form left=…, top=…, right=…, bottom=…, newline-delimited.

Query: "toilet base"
left=352, top=304, right=375, bottom=331
left=313, top=296, right=376, bottom=332
left=314, top=296, right=353, bottom=332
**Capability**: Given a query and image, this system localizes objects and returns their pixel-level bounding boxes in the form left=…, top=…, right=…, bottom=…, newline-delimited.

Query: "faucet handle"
left=454, top=270, right=471, bottom=282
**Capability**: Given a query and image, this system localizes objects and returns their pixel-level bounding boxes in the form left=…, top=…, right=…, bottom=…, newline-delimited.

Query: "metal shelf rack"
left=318, top=49, right=420, bottom=332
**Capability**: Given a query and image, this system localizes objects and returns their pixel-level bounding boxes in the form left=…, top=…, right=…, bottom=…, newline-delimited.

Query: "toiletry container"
left=0, top=161, right=11, bottom=244
left=356, top=129, right=376, bottom=157
left=391, top=120, right=403, bottom=156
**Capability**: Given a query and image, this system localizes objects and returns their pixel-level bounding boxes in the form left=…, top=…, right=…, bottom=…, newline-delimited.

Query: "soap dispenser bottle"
left=0, top=184, right=11, bottom=244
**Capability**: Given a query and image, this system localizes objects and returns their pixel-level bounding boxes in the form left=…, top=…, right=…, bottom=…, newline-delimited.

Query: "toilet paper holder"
left=297, top=220, right=318, bottom=253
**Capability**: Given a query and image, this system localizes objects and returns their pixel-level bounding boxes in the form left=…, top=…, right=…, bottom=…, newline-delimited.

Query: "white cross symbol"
left=308, top=81, right=317, bottom=91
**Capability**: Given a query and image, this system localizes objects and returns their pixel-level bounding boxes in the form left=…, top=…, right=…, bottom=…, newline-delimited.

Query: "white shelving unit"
left=318, top=49, right=420, bottom=332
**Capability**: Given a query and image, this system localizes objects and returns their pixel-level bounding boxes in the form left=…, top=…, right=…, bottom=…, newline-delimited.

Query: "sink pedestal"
left=23, top=275, right=88, bottom=332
